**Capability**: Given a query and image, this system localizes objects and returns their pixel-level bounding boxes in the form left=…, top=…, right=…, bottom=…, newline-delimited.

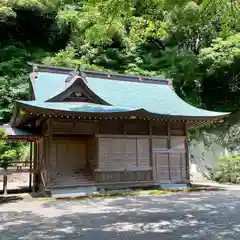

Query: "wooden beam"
left=97, top=134, right=151, bottom=139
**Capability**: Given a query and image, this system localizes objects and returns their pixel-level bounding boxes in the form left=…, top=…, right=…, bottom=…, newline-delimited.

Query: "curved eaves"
left=16, top=101, right=142, bottom=115
left=15, top=100, right=229, bottom=121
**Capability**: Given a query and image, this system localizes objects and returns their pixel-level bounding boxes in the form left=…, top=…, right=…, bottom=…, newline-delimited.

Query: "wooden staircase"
left=39, top=169, right=98, bottom=198
left=48, top=169, right=95, bottom=189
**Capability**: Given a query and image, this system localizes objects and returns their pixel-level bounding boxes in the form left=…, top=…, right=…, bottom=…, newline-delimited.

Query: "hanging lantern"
left=20, top=109, right=26, bottom=116
left=129, top=115, right=136, bottom=120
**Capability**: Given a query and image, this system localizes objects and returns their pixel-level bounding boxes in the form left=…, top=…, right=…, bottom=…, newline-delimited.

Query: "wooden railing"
left=93, top=169, right=152, bottom=183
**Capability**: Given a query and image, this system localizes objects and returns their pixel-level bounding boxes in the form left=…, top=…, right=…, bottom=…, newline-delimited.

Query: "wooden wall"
left=152, top=136, right=187, bottom=183
left=35, top=137, right=48, bottom=187
left=87, top=136, right=98, bottom=170
left=51, top=120, right=98, bottom=135
left=50, top=119, right=180, bottom=136
left=38, top=119, right=189, bottom=188
left=48, top=138, right=87, bottom=172
left=97, top=136, right=151, bottom=170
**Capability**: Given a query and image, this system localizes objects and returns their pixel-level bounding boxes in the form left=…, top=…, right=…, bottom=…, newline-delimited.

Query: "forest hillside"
left=0, top=0, right=240, bottom=159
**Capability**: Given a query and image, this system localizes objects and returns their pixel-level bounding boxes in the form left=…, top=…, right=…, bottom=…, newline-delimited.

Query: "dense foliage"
left=0, top=0, right=240, bottom=156
left=0, top=129, right=24, bottom=169
left=0, top=0, right=239, bottom=122
left=211, top=156, right=240, bottom=184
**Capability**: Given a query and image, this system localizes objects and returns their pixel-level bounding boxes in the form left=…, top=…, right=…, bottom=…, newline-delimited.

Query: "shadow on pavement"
left=1, top=191, right=240, bottom=239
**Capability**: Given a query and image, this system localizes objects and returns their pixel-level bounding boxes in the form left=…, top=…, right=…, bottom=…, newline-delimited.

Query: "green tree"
left=0, top=128, right=16, bottom=170
left=0, top=0, right=239, bottom=150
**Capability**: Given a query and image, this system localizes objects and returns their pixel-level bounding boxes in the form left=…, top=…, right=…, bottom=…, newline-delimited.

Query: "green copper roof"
left=32, top=72, right=70, bottom=101
left=27, top=67, right=229, bottom=119
left=85, top=77, right=228, bottom=118
left=18, top=101, right=137, bottom=113
left=1, top=124, right=40, bottom=138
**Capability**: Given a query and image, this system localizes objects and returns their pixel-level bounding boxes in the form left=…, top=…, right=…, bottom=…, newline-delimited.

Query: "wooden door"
left=50, top=139, right=87, bottom=173
left=170, top=137, right=186, bottom=182
left=169, top=153, right=184, bottom=182
left=154, top=152, right=186, bottom=183
left=154, top=153, right=171, bottom=183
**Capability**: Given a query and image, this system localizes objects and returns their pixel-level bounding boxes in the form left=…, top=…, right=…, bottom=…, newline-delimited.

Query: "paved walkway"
left=1, top=191, right=240, bottom=239
left=193, top=181, right=240, bottom=189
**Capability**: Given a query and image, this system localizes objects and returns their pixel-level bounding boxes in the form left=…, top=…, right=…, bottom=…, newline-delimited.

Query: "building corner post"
left=184, top=122, right=190, bottom=185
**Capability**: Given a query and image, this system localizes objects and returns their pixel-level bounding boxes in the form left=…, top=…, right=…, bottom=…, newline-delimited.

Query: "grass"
left=53, top=186, right=225, bottom=200
left=0, top=185, right=225, bottom=203
left=53, top=190, right=174, bottom=200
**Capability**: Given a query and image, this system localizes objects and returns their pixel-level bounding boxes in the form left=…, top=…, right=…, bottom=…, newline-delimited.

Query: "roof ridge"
left=28, top=62, right=77, bottom=75
left=28, top=63, right=170, bottom=85
left=80, top=70, right=170, bottom=85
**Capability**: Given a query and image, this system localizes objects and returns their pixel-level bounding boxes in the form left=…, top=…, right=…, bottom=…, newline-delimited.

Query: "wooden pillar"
left=123, top=120, right=127, bottom=171
left=96, top=120, right=100, bottom=170
left=33, top=141, right=39, bottom=192
left=33, top=142, right=36, bottom=191
left=29, top=142, right=33, bottom=192
left=95, top=134, right=99, bottom=171
left=136, top=139, right=139, bottom=167
left=184, top=122, right=190, bottom=183
left=180, top=151, right=184, bottom=182
left=149, top=120, right=154, bottom=181
left=47, top=119, right=52, bottom=160
left=167, top=121, right=171, bottom=181
left=47, top=119, right=52, bottom=184
left=3, top=175, right=7, bottom=195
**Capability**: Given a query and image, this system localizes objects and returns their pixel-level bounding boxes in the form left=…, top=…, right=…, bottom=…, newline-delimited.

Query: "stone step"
left=51, top=186, right=98, bottom=198
left=160, top=183, right=189, bottom=190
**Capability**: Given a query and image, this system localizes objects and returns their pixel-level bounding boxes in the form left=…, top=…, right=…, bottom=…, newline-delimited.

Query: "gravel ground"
left=1, top=190, right=240, bottom=240
left=0, top=173, right=29, bottom=190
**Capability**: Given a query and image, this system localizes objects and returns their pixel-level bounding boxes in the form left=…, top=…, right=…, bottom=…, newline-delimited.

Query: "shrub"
left=212, top=157, right=240, bottom=184
left=218, top=155, right=240, bottom=162
left=0, top=128, right=16, bottom=170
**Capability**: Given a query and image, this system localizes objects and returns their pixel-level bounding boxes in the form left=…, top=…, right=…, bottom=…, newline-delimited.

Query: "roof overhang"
left=12, top=101, right=229, bottom=126
left=12, top=63, right=231, bottom=129
left=1, top=124, right=40, bottom=141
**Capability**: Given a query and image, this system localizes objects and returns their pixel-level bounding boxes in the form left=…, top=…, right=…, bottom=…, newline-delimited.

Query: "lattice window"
left=152, top=138, right=168, bottom=149
left=98, top=137, right=150, bottom=170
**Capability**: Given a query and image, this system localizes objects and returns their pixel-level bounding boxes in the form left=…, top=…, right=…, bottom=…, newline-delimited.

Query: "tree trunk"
left=3, top=174, right=7, bottom=195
